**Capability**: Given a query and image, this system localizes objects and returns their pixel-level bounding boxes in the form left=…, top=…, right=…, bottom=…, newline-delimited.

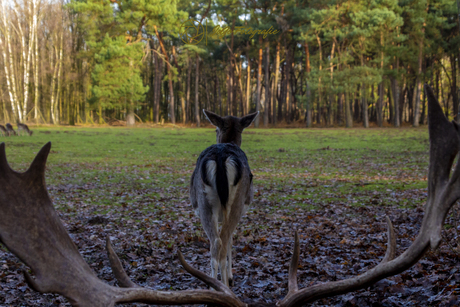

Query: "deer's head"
left=203, top=110, right=259, bottom=147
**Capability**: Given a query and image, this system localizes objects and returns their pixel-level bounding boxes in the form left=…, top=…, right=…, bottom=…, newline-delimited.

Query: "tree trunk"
left=232, top=60, right=238, bottom=116
left=354, top=85, right=360, bottom=121
left=451, top=54, right=458, bottom=122
left=391, top=77, right=400, bottom=127
left=154, top=25, right=175, bottom=124
left=20, top=0, right=36, bottom=122
left=127, top=104, right=135, bottom=126
left=50, top=43, right=58, bottom=124
left=412, top=39, right=423, bottom=127
left=154, top=47, right=161, bottom=124
left=420, top=86, right=426, bottom=124
left=345, top=91, right=353, bottom=127
left=316, top=33, right=322, bottom=126
left=400, top=82, right=406, bottom=125
left=305, top=42, right=312, bottom=127
left=236, top=61, right=245, bottom=115
left=0, top=3, right=19, bottom=121
left=217, top=74, right=222, bottom=115
left=33, top=0, right=39, bottom=123
left=246, top=53, right=250, bottom=115
left=148, top=42, right=155, bottom=122
left=328, top=39, right=336, bottom=126
left=391, top=57, right=400, bottom=127
left=229, top=18, right=235, bottom=116
left=227, top=68, right=230, bottom=115
left=213, top=71, right=217, bottom=113
left=55, top=32, right=63, bottom=124
left=228, top=61, right=233, bottom=115
left=284, top=43, right=291, bottom=123
left=180, top=86, right=186, bottom=125
left=279, top=64, right=285, bottom=122
left=255, top=38, right=262, bottom=127
left=273, top=41, right=280, bottom=126
left=377, top=32, right=384, bottom=127
left=264, top=41, right=270, bottom=127
left=377, top=82, right=384, bottom=127
left=337, top=93, right=343, bottom=125
left=360, top=51, right=369, bottom=128
left=186, top=53, right=191, bottom=123
left=204, top=72, right=211, bottom=114
left=195, top=55, right=200, bottom=127
left=34, top=17, right=39, bottom=124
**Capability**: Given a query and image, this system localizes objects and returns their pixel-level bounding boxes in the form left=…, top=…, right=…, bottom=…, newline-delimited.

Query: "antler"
left=275, top=84, right=460, bottom=306
left=0, top=142, right=117, bottom=306
left=0, top=84, right=459, bottom=306
left=0, top=141, right=244, bottom=307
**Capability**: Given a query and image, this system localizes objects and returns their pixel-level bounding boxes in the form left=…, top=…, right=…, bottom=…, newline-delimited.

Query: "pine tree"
left=90, top=35, right=148, bottom=125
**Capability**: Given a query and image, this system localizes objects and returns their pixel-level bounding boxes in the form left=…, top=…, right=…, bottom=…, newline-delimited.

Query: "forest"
left=0, top=0, right=459, bottom=127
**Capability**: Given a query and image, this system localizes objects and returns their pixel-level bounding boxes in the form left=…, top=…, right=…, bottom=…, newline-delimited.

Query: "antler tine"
left=178, top=249, right=236, bottom=296
left=106, top=236, right=140, bottom=288
left=279, top=217, right=397, bottom=307
left=287, top=231, right=299, bottom=294
left=106, top=237, right=236, bottom=295
left=25, top=142, right=51, bottom=182
left=381, top=216, right=396, bottom=263
left=106, top=249, right=245, bottom=306
left=425, top=84, right=460, bottom=196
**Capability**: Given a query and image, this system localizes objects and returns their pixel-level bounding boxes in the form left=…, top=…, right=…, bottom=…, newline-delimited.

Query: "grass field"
left=4, top=125, right=429, bottom=210
left=3, top=125, right=458, bottom=306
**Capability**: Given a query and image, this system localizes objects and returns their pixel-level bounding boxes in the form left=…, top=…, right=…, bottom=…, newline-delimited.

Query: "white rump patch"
left=204, top=160, right=221, bottom=210
left=225, top=157, right=239, bottom=218
left=205, top=160, right=217, bottom=187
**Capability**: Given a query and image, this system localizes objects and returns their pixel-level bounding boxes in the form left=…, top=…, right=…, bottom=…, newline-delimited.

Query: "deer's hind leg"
left=227, top=235, right=233, bottom=286
left=218, top=201, right=244, bottom=287
left=199, top=201, right=221, bottom=280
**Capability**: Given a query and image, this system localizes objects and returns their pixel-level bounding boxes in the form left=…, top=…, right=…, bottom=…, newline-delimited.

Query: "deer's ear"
left=203, top=110, right=224, bottom=128
left=240, top=111, right=259, bottom=129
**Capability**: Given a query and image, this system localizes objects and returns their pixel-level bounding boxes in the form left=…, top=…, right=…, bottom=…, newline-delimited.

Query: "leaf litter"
left=0, top=128, right=459, bottom=306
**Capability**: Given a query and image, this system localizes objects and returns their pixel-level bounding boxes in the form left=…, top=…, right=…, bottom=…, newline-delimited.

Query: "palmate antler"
left=0, top=141, right=246, bottom=307
left=0, top=84, right=458, bottom=306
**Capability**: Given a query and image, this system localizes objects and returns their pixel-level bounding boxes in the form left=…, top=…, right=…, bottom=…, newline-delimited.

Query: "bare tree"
left=0, top=0, right=42, bottom=122
left=0, top=0, right=20, bottom=120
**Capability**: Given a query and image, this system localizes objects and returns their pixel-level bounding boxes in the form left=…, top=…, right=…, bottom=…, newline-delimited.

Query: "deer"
left=0, top=125, right=9, bottom=136
left=0, top=84, right=460, bottom=306
left=190, top=110, right=259, bottom=287
left=17, top=123, right=33, bottom=136
left=5, top=123, right=16, bottom=136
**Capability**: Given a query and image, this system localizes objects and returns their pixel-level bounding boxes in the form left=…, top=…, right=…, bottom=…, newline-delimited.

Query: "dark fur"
left=196, top=143, right=246, bottom=208
left=0, top=125, right=8, bottom=136
left=5, top=123, right=16, bottom=136
left=17, top=123, right=33, bottom=136
left=190, top=110, right=258, bottom=286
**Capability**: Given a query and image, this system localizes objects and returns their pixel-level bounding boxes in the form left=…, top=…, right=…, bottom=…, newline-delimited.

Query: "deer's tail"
left=201, top=155, right=242, bottom=209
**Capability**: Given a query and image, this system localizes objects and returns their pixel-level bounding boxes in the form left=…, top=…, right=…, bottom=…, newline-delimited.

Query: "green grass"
left=2, top=125, right=430, bottom=211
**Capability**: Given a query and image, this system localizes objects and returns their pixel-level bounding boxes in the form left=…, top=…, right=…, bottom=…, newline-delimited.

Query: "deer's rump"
left=192, top=143, right=251, bottom=210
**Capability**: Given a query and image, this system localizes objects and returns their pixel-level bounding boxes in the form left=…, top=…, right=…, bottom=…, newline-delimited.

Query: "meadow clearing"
left=0, top=126, right=458, bottom=306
